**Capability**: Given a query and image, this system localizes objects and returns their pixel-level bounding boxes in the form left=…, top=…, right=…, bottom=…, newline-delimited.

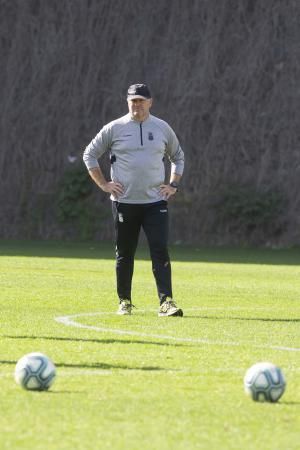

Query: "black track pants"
left=112, top=201, right=172, bottom=304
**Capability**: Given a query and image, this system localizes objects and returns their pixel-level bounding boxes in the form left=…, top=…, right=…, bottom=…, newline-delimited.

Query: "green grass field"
left=1, top=240, right=300, bottom=450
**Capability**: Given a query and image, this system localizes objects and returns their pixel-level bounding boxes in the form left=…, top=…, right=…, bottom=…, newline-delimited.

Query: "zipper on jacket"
left=139, top=123, right=143, bottom=146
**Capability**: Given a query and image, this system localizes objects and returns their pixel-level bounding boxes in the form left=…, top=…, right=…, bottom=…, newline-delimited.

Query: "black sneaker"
left=158, top=298, right=183, bottom=317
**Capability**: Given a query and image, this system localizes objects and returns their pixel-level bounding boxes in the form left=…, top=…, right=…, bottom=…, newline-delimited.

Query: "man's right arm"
left=88, top=167, right=124, bottom=197
left=83, top=125, right=123, bottom=197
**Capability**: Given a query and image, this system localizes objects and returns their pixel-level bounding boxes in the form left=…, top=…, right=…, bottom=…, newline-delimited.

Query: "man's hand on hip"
left=101, top=181, right=124, bottom=197
left=159, top=184, right=177, bottom=200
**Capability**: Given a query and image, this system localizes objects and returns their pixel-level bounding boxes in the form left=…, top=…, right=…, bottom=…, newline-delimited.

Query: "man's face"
left=127, top=98, right=152, bottom=122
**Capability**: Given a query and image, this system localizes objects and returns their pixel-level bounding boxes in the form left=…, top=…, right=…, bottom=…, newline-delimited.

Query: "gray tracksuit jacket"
left=83, top=113, right=184, bottom=204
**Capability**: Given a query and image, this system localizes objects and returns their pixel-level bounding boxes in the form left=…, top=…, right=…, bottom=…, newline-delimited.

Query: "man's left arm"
left=160, top=126, right=184, bottom=199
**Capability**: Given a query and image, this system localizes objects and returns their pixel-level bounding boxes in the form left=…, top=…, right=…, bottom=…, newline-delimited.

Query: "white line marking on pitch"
left=0, top=371, right=112, bottom=378
left=54, top=310, right=300, bottom=352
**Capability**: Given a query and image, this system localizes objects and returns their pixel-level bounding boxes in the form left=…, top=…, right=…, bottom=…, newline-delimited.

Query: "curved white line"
left=54, top=310, right=300, bottom=352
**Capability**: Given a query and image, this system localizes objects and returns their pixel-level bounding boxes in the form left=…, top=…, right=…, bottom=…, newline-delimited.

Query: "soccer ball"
left=14, top=352, right=56, bottom=391
left=244, top=362, right=286, bottom=402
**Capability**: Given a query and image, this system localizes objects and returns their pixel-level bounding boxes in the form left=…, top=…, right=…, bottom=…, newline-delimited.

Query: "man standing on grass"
left=83, top=83, right=184, bottom=317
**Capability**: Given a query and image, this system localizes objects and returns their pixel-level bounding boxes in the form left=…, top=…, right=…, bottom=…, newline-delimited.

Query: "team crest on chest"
left=148, top=132, right=154, bottom=141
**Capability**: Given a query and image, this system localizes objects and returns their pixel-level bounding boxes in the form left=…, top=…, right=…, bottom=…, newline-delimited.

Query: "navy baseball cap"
left=127, top=83, right=152, bottom=100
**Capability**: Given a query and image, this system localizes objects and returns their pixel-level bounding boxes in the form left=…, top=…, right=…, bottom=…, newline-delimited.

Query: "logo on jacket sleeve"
left=148, top=132, right=154, bottom=141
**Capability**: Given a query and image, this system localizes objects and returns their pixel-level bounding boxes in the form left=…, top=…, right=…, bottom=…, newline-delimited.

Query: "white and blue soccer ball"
left=14, top=352, right=56, bottom=391
left=244, top=362, right=286, bottom=403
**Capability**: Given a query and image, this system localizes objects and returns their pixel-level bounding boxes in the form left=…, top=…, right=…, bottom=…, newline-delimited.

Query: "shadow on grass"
left=37, top=391, right=85, bottom=394
left=1, top=240, right=300, bottom=265
left=0, top=359, right=169, bottom=371
left=13, top=389, right=85, bottom=395
left=183, top=315, right=300, bottom=323
left=2, top=334, right=187, bottom=347
left=280, top=401, right=300, bottom=405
